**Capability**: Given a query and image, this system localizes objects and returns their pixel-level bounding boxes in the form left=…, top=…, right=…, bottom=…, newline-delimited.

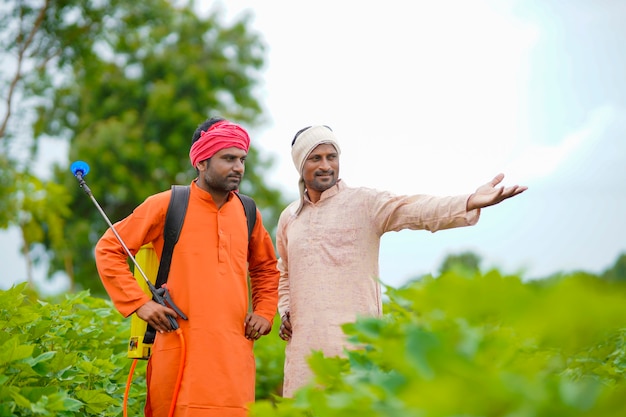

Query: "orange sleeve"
left=95, top=192, right=169, bottom=317
left=247, top=208, right=280, bottom=324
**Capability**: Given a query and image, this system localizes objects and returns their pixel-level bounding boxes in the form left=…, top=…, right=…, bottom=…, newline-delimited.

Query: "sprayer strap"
left=155, top=185, right=190, bottom=289
left=235, top=192, right=257, bottom=244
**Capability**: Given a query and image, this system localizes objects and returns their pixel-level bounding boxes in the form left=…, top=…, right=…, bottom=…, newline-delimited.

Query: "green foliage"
left=7, top=268, right=626, bottom=416
left=0, top=155, right=70, bottom=289
left=0, top=283, right=145, bottom=416
left=17, top=172, right=72, bottom=275
left=2, top=0, right=288, bottom=295
left=48, top=0, right=287, bottom=295
left=252, top=271, right=626, bottom=417
left=0, top=155, right=19, bottom=229
left=254, top=314, right=287, bottom=400
left=0, top=283, right=286, bottom=415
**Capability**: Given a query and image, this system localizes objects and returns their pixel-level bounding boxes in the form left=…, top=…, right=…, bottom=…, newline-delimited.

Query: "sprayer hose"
left=123, top=359, right=138, bottom=417
left=123, top=329, right=186, bottom=417
left=167, top=329, right=186, bottom=417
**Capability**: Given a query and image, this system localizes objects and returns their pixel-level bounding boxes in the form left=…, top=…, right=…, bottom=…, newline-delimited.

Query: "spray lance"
left=70, top=160, right=187, bottom=326
left=70, top=161, right=187, bottom=417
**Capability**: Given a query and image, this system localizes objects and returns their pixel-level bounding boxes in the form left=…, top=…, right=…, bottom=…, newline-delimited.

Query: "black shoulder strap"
left=154, top=185, right=190, bottom=289
left=235, top=192, right=257, bottom=240
left=144, top=185, right=189, bottom=345
left=154, top=187, right=255, bottom=291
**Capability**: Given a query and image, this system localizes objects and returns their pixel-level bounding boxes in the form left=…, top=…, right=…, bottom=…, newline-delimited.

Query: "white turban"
left=290, top=125, right=341, bottom=215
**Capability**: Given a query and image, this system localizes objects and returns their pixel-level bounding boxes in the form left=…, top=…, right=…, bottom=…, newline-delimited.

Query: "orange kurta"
left=95, top=181, right=279, bottom=417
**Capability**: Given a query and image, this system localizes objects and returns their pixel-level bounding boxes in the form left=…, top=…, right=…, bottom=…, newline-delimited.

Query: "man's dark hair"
left=291, top=125, right=333, bottom=146
left=191, top=116, right=225, bottom=173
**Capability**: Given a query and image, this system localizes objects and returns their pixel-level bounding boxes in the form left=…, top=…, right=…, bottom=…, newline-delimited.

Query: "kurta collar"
left=190, top=180, right=237, bottom=206
left=304, top=179, right=345, bottom=204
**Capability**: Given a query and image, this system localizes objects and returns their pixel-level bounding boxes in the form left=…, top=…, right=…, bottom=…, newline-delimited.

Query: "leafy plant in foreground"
left=0, top=283, right=145, bottom=416
left=252, top=271, right=626, bottom=417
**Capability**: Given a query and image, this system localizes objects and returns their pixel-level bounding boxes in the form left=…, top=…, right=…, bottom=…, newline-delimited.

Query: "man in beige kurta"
left=276, top=125, right=527, bottom=397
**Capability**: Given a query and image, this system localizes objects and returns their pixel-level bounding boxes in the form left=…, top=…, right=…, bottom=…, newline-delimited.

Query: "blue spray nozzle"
left=70, top=160, right=90, bottom=177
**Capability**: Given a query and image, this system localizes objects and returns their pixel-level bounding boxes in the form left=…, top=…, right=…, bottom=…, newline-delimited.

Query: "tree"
left=1, top=0, right=96, bottom=288
left=438, top=251, right=482, bottom=276
left=602, top=252, right=626, bottom=281
left=1, top=0, right=287, bottom=295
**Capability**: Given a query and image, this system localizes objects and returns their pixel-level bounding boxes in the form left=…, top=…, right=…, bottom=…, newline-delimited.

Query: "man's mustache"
left=315, top=170, right=334, bottom=176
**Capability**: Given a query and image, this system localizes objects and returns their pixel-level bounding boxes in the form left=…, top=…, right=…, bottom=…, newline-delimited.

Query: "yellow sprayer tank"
left=127, top=243, right=159, bottom=360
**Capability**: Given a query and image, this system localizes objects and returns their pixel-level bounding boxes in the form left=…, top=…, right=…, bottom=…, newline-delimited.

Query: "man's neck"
left=194, top=179, right=231, bottom=208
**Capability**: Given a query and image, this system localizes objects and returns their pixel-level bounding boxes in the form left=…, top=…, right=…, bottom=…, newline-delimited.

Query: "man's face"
left=197, top=147, right=247, bottom=193
left=302, top=143, right=339, bottom=195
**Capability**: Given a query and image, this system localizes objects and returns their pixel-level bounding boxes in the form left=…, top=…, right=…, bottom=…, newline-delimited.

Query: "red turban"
left=189, top=120, right=250, bottom=167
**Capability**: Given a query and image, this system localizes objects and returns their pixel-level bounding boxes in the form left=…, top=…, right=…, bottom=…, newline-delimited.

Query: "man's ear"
left=196, top=160, right=207, bottom=171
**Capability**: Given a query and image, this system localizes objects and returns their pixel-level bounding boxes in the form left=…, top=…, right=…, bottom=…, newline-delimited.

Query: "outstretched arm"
left=467, top=173, right=528, bottom=211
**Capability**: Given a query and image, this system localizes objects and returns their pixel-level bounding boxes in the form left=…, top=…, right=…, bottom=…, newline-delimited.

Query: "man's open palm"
left=467, top=173, right=528, bottom=211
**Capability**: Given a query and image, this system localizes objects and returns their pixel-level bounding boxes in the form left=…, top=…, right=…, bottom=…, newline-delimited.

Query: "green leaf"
left=0, top=337, right=35, bottom=366
left=26, top=351, right=56, bottom=366
left=404, top=327, right=439, bottom=379
left=75, top=389, right=116, bottom=414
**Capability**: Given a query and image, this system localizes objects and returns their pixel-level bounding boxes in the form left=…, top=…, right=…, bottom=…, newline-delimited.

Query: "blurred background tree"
left=1, top=0, right=286, bottom=295
left=601, top=253, right=626, bottom=281
left=438, top=251, right=482, bottom=276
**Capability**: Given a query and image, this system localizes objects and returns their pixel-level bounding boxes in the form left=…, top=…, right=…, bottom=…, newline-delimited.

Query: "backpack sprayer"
left=128, top=242, right=160, bottom=359
left=70, top=161, right=187, bottom=417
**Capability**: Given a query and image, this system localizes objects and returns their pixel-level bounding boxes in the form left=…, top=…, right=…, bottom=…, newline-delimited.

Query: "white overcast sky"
left=1, top=0, right=625, bottom=293
left=213, top=0, right=626, bottom=286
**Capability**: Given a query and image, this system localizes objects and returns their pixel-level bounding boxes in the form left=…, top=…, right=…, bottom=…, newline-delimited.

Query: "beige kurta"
left=276, top=180, right=480, bottom=397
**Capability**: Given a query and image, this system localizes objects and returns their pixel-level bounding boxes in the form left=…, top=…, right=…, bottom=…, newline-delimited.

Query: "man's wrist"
left=466, top=194, right=477, bottom=211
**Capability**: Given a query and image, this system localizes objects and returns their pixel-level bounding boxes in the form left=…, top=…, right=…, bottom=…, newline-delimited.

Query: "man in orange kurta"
left=95, top=118, right=279, bottom=417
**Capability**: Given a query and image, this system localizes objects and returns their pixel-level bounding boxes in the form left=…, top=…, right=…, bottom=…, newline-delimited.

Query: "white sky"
left=1, top=0, right=625, bottom=293
left=212, top=0, right=626, bottom=285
